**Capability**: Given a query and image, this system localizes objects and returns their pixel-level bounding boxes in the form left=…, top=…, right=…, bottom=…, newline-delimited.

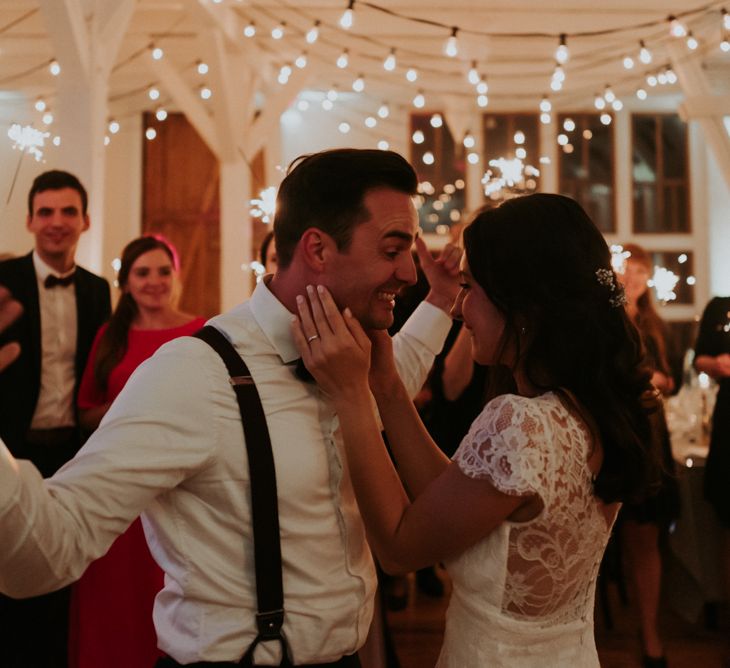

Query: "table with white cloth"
left=664, top=388, right=725, bottom=624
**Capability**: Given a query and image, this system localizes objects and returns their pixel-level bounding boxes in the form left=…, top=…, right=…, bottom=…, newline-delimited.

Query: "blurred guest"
left=0, top=169, right=111, bottom=668
left=617, top=243, right=679, bottom=668
left=260, top=229, right=278, bottom=274
left=69, top=235, right=205, bottom=668
left=694, top=295, right=730, bottom=664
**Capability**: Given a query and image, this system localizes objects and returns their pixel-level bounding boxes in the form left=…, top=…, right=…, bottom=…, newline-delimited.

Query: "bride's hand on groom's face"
left=291, top=285, right=371, bottom=400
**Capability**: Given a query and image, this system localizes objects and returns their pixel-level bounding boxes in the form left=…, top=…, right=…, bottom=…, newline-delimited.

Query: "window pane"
left=632, top=113, right=690, bottom=233
left=558, top=113, right=614, bottom=232
left=410, top=113, right=466, bottom=237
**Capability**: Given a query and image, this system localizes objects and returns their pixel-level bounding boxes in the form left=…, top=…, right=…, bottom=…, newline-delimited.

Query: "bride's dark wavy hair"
left=463, top=193, right=660, bottom=504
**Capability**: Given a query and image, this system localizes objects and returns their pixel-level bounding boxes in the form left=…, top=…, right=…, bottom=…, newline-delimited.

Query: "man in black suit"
left=0, top=169, right=111, bottom=667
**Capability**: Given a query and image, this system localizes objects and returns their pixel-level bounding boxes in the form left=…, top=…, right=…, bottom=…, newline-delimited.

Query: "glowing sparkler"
left=8, top=123, right=49, bottom=161
left=649, top=265, right=680, bottom=303
left=610, top=244, right=631, bottom=274
left=249, top=186, right=277, bottom=224
left=481, top=157, right=539, bottom=200
left=5, top=124, right=51, bottom=207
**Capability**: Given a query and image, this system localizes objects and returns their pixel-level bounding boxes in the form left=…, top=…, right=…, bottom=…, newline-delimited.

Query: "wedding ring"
left=307, top=334, right=319, bottom=343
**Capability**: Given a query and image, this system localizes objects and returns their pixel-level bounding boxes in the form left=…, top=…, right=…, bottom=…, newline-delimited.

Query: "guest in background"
left=0, top=169, right=111, bottom=668
left=260, top=229, right=278, bottom=274
left=69, top=235, right=205, bottom=668
left=693, top=295, right=730, bottom=665
left=616, top=242, right=680, bottom=668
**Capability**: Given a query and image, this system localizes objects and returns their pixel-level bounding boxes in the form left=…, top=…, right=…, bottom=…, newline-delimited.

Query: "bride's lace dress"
left=437, top=392, right=616, bottom=667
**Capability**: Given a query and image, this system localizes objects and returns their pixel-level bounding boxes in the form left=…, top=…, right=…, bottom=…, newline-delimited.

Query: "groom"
left=0, top=149, right=459, bottom=666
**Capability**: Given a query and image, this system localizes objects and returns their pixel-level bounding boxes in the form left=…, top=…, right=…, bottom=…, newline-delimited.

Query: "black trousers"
left=155, top=652, right=361, bottom=668
left=0, top=587, right=71, bottom=668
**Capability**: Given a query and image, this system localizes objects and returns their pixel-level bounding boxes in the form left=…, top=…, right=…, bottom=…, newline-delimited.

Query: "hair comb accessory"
left=595, top=268, right=627, bottom=308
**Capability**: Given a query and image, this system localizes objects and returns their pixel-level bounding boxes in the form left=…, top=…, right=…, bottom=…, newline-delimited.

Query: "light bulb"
left=669, top=15, right=687, bottom=37
left=49, top=60, right=61, bottom=76
left=686, top=32, right=698, bottom=50
left=623, top=55, right=635, bottom=69
left=540, top=97, right=552, bottom=113
left=155, top=107, right=168, bottom=121
left=108, top=119, right=120, bottom=134
left=336, top=50, right=349, bottom=69
left=413, top=91, right=425, bottom=108
left=148, top=87, right=160, bottom=100
left=444, top=28, right=458, bottom=58
left=406, top=68, right=418, bottom=82
left=352, top=75, right=365, bottom=92
left=430, top=114, right=443, bottom=128
left=377, top=103, right=390, bottom=118
left=639, top=40, right=652, bottom=64
left=412, top=130, right=425, bottom=144
left=243, top=22, right=256, bottom=37
left=151, top=46, right=164, bottom=60
left=365, top=116, right=377, bottom=128
left=34, top=98, right=46, bottom=112
left=197, top=61, right=209, bottom=75
left=271, top=22, right=285, bottom=39
left=295, top=53, right=308, bottom=69
left=636, top=88, right=648, bottom=100
left=339, top=1, right=354, bottom=29
left=306, top=21, right=320, bottom=44
left=555, top=34, right=569, bottom=64
left=384, top=49, right=396, bottom=71
left=468, top=61, right=480, bottom=85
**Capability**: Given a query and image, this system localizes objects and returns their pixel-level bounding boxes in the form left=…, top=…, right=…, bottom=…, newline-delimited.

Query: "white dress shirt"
left=0, top=279, right=451, bottom=665
left=30, top=251, right=78, bottom=428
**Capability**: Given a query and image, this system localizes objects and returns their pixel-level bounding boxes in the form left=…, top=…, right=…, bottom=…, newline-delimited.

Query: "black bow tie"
left=293, top=358, right=316, bottom=384
left=44, top=272, right=75, bottom=289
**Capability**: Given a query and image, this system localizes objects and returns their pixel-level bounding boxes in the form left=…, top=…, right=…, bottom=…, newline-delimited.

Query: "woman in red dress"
left=70, top=235, right=206, bottom=668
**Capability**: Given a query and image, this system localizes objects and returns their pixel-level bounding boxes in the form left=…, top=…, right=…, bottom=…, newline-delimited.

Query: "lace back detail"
left=453, top=393, right=612, bottom=625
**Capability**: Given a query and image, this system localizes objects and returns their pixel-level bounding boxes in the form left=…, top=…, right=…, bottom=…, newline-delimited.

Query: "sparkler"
left=6, top=124, right=50, bottom=205
left=249, top=186, right=277, bottom=224
left=481, top=157, right=539, bottom=200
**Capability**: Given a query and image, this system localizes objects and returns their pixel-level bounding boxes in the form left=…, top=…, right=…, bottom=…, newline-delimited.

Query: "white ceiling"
left=0, top=1, right=728, bottom=132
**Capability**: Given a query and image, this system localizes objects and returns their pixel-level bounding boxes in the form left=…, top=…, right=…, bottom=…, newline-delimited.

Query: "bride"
left=293, top=193, right=660, bottom=667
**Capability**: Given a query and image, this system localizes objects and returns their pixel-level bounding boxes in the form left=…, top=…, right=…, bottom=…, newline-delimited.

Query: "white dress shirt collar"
left=248, top=277, right=300, bottom=364
left=32, top=251, right=76, bottom=283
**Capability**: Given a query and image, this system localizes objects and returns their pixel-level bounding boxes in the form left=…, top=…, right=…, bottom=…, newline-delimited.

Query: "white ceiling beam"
left=678, top=94, right=730, bottom=120
left=147, top=54, right=221, bottom=158
left=97, top=0, right=136, bottom=74
left=39, top=0, right=90, bottom=78
left=244, top=68, right=313, bottom=159
left=668, top=42, right=730, bottom=192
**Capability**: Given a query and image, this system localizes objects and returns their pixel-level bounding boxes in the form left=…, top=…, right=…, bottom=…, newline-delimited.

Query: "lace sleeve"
left=453, top=394, right=550, bottom=499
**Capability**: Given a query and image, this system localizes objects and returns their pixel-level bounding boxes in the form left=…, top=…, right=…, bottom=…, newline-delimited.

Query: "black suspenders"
left=194, top=326, right=293, bottom=668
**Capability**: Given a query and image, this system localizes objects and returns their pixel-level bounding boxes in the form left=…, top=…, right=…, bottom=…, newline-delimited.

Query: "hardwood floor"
left=384, top=566, right=729, bottom=667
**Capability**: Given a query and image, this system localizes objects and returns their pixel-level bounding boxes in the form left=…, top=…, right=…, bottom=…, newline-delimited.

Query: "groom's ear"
left=298, top=228, right=339, bottom=273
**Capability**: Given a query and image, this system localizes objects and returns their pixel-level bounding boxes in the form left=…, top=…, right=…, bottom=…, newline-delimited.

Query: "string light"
left=34, top=98, right=46, bottom=112
left=365, top=115, right=377, bottom=128
left=339, top=1, right=355, bottom=30
left=196, top=61, right=209, bottom=75
left=338, top=122, right=351, bottom=134
left=686, top=31, right=698, bottom=50
left=383, top=48, right=396, bottom=71
left=378, top=140, right=389, bottom=150
left=199, top=85, right=212, bottom=99
left=669, top=15, right=687, bottom=37
left=155, top=107, right=168, bottom=121
left=352, top=74, right=365, bottom=92
left=539, top=96, right=552, bottom=113
left=49, top=60, right=61, bottom=76
left=243, top=21, right=256, bottom=37
left=108, top=119, right=120, bottom=134
left=724, top=8, right=730, bottom=30
left=430, top=113, right=443, bottom=128
left=148, top=86, right=160, bottom=100
left=477, top=94, right=488, bottom=108
left=422, top=151, right=435, bottom=165
left=377, top=103, right=390, bottom=118
left=636, top=88, right=648, bottom=100
left=603, top=85, right=615, bottom=103
left=444, top=27, right=459, bottom=57
left=151, top=46, right=164, bottom=60
left=271, top=22, right=285, bottom=39
left=594, top=94, right=606, bottom=110
left=413, top=90, right=425, bottom=108
left=600, top=113, right=612, bottom=125
left=463, top=133, right=475, bottom=148
left=555, top=34, right=569, bottom=64
left=623, top=55, right=635, bottom=69
left=639, top=40, right=652, bottom=64
left=306, top=21, right=320, bottom=44
left=468, top=61, right=480, bottom=85
left=412, top=130, right=425, bottom=144
left=540, top=113, right=551, bottom=124
left=295, top=52, right=308, bottom=69
left=721, top=34, right=730, bottom=52
left=336, top=49, right=349, bottom=69
left=406, top=68, right=418, bottom=82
